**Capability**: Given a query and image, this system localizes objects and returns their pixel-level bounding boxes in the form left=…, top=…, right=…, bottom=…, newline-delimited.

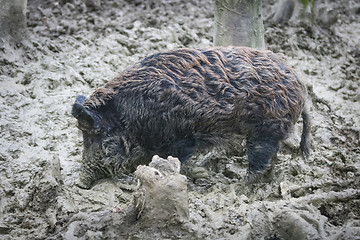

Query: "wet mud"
left=0, top=0, right=359, bottom=239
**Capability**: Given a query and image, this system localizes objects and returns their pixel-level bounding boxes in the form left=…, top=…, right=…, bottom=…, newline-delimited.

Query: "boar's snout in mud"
left=72, top=46, right=311, bottom=189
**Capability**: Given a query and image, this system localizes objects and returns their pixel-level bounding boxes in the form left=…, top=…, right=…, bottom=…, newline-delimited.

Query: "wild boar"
left=72, top=46, right=310, bottom=189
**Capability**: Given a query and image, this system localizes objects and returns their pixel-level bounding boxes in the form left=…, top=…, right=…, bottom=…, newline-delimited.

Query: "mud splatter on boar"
left=72, top=46, right=310, bottom=189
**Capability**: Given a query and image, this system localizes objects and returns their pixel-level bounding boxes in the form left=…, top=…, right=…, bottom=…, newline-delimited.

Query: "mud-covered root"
left=274, top=210, right=325, bottom=240
left=300, top=106, right=311, bottom=158
left=134, top=155, right=189, bottom=226
left=28, top=155, right=63, bottom=229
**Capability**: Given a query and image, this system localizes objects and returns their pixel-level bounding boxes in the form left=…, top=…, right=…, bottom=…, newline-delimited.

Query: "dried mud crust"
left=0, top=0, right=359, bottom=239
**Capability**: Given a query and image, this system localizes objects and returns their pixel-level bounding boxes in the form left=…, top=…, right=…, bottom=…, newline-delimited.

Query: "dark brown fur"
left=72, top=46, right=310, bottom=188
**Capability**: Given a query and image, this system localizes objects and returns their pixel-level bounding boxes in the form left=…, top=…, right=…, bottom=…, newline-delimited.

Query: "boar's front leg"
left=77, top=160, right=108, bottom=189
left=155, top=138, right=196, bottom=163
left=246, top=132, right=281, bottom=183
left=168, top=138, right=196, bottom=163
left=77, top=164, right=97, bottom=189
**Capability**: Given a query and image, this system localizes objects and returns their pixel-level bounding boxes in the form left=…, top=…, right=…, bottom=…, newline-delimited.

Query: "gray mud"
left=0, top=0, right=359, bottom=239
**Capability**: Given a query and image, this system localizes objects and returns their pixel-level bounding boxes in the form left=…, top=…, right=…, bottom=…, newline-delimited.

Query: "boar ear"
left=72, top=95, right=98, bottom=130
left=74, top=95, right=86, bottom=104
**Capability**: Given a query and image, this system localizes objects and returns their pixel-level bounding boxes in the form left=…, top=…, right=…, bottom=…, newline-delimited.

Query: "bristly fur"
left=73, top=46, right=310, bottom=188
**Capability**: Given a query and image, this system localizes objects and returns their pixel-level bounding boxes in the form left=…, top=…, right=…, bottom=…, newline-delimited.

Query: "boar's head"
left=72, top=95, right=144, bottom=189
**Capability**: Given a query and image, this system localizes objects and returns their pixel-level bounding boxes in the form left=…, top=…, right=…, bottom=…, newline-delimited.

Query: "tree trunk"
left=214, top=0, right=265, bottom=49
left=271, top=0, right=296, bottom=24
left=0, top=0, right=28, bottom=41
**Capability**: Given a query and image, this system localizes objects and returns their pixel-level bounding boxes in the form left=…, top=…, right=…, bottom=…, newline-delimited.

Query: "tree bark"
left=214, top=0, right=265, bottom=49
left=0, top=0, right=28, bottom=41
left=271, top=0, right=296, bottom=24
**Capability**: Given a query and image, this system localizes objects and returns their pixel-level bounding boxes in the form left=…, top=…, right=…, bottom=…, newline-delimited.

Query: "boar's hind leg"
left=246, top=133, right=281, bottom=183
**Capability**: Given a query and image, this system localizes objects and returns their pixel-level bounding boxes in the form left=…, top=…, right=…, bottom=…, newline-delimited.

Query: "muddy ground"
left=0, top=0, right=359, bottom=239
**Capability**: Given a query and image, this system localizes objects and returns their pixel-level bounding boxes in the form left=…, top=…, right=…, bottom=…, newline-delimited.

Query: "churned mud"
left=0, top=0, right=359, bottom=239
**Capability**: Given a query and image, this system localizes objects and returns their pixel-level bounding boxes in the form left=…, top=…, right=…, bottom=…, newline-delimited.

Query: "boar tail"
left=300, top=106, right=311, bottom=158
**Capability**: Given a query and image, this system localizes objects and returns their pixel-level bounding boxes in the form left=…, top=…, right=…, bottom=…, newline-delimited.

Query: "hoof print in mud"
left=72, top=46, right=310, bottom=188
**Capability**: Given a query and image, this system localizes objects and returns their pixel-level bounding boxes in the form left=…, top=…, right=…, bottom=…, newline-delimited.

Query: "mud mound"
left=0, top=0, right=359, bottom=239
